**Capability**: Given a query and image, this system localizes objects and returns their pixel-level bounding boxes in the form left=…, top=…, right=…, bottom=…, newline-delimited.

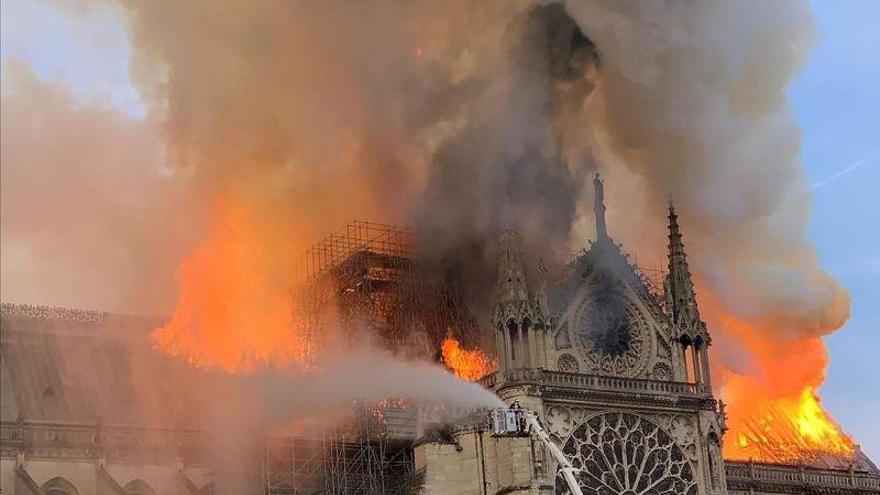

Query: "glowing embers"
left=441, top=331, right=496, bottom=381
left=152, top=200, right=311, bottom=373
left=732, top=386, right=854, bottom=466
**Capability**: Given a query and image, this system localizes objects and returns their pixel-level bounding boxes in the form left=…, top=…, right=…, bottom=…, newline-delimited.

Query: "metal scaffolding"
left=294, top=220, right=481, bottom=355
left=261, top=402, right=417, bottom=495
left=263, top=221, right=479, bottom=494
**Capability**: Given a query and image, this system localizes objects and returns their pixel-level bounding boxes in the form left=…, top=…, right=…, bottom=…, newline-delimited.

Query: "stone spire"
left=593, top=172, right=608, bottom=242
left=496, top=230, right=530, bottom=308
left=666, top=201, right=713, bottom=389
left=666, top=201, right=701, bottom=329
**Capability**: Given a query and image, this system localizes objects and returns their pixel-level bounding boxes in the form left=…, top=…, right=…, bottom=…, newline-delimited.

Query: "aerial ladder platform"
left=489, top=402, right=584, bottom=495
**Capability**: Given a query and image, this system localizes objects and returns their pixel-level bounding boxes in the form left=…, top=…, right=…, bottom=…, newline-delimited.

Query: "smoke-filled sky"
left=1, top=0, right=877, bottom=458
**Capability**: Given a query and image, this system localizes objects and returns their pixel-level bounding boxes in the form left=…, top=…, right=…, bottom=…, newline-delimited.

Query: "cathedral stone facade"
left=413, top=175, right=878, bottom=495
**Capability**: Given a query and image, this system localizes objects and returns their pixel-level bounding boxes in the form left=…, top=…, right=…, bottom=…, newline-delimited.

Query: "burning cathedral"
left=409, top=175, right=879, bottom=494
left=1, top=175, right=878, bottom=495
left=439, top=174, right=728, bottom=493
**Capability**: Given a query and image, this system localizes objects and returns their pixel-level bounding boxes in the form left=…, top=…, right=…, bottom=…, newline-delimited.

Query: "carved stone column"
left=700, top=346, right=712, bottom=389
left=505, top=323, right=516, bottom=370
left=526, top=323, right=537, bottom=370
left=496, top=325, right=507, bottom=372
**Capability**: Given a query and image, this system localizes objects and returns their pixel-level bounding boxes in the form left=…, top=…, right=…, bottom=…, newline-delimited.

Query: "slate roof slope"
left=0, top=303, right=208, bottom=427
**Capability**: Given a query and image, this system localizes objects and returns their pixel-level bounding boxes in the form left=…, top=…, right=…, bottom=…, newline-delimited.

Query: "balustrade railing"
left=0, top=408, right=413, bottom=462
left=0, top=419, right=208, bottom=462
left=479, top=368, right=712, bottom=397
left=725, top=460, right=880, bottom=491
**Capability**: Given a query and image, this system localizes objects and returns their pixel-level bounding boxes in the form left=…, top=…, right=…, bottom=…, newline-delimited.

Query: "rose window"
left=575, top=292, right=646, bottom=376
left=558, top=353, right=580, bottom=373
left=555, top=412, right=697, bottom=495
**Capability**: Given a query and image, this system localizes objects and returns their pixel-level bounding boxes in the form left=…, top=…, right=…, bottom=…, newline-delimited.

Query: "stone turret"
left=493, top=230, right=549, bottom=372
left=665, top=202, right=712, bottom=388
left=496, top=230, right=531, bottom=309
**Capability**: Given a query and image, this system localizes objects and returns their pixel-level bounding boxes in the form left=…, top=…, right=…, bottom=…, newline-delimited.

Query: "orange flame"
left=728, top=386, right=854, bottom=462
left=440, top=332, right=496, bottom=381
left=712, top=306, right=854, bottom=463
left=793, top=388, right=852, bottom=452
left=152, top=199, right=309, bottom=372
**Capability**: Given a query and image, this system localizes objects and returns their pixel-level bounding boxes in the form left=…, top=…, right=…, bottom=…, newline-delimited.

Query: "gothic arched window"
left=41, top=477, right=79, bottom=495
left=555, top=412, right=697, bottom=495
left=123, top=479, right=156, bottom=495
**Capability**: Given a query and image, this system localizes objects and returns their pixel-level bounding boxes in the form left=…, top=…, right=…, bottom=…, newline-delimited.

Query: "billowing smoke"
left=413, top=3, right=599, bottom=306
left=0, top=59, right=196, bottom=315
left=2, top=0, right=852, bottom=459
left=259, top=349, right=503, bottom=420
left=564, top=1, right=848, bottom=339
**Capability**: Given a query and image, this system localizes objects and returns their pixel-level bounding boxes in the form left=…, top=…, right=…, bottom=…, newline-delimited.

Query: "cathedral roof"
left=0, top=303, right=208, bottom=427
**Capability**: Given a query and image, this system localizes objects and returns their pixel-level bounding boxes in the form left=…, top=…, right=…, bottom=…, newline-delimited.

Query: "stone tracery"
left=555, top=412, right=697, bottom=495
left=575, top=292, right=647, bottom=376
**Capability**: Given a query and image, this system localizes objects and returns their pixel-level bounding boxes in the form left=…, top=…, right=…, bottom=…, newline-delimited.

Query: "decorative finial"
left=593, top=172, right=607, bottom=241
left=668, top=199, right=680, bottom=237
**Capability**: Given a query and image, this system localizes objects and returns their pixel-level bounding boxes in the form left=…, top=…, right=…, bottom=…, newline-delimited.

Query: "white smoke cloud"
left=257, top=349, right=503, bottom=422
left=563, top=0, right=848, bottom=340
left=0, top=59, right=196, bottom=315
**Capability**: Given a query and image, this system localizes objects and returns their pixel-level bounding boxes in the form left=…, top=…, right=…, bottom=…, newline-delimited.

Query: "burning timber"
left=738, top=404, right=878, bottom=470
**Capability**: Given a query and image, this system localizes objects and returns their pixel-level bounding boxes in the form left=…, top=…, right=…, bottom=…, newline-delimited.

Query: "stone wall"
left=415, top=426, right=543, bottom=495
left=0, top=458, right=213, bottom=494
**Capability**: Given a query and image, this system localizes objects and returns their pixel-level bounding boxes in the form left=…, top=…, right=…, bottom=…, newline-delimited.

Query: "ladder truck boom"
left=489, top=405, right=584, bottom=495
